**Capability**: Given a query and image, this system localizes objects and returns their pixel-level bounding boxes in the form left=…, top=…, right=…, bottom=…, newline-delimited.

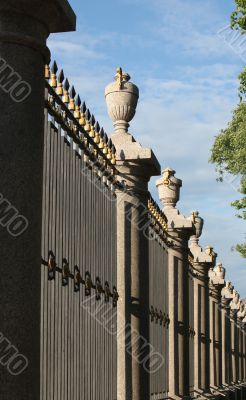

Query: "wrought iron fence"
left=40, top=61, right=171, bottom=400
left=40, top=63, right=118, bottom=400
left=148, top=199, right=169, bottom=399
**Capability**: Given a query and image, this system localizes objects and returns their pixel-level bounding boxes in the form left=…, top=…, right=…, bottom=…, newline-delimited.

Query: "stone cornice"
left=189, top=242, right=214, bottom=265
left=164, top=207, right=194, bottom=232
left=0, top=0, right=76, bottom=33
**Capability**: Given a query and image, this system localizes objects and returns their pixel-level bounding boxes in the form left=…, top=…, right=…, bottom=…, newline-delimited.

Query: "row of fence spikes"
left=46, top=251, right=119, bottom=307
left=45, top=61, right=116, bottom=165
left=148, top=197, right=167, bottom=231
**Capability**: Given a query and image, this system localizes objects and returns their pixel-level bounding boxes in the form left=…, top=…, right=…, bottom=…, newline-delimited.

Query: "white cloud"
left=49, top=40, right=105, bottom=60
left=48, top=31, right=116, bottom=61
left=131, top=64, right=239, bottom=167
left=130, top=0, right=242, bottom=60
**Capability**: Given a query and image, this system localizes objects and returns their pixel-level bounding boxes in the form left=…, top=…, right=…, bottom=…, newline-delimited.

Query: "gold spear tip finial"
left=191, top=211, right=196, bottom=223
left=205, top=245, right=213, bottom=256
left=190, top=210, right=199, bottom=223
left=115, top=67, right=131, bottom=88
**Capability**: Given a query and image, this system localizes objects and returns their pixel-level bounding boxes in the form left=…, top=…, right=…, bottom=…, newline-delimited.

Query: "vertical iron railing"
left=40, top=69, right=118, bottom=400
left=148, top=200, right=169, bottom=399
left=188, top=261, right=195, bottom=397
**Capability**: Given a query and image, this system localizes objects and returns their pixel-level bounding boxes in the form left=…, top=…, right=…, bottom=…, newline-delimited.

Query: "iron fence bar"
left=148, top=227, right=168, bottom=399
left=57, top=121, right=62, bottom=400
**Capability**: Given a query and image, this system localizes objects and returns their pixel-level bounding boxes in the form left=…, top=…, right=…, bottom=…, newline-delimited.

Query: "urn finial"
left=221, top=281, right=234, bottom=301
left=226, top=281, right=233, bottom=291
left=156, top=168, right=182, bottom=209
left=214, top=262, right=225, bottom=279
left=204, top=245, right=217, bottom=265
left=188, top=211, right=204, bottom=245
left=231, top=290, right=240, bottom=306
left=105, top=68, right=139, bottom=134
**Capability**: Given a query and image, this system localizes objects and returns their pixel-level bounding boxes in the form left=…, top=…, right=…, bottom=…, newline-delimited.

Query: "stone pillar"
left=230, top=291, right=240, bottom=388
left=0, top=2, right=75, bottom=400
left=209, top=264, right=225, bottom=396
left=156, top=169, right=194, bottom=399
left=237, top=302, right=246, bottom=393
left=188, top=266, right=195, bottom=397
left=188, top=211, right=216, bottom=398
left=221, top=281, right=234, bottom=389
left=242, top=317, right=246, bottom=396
left=105, top=69, right=160, bottom=400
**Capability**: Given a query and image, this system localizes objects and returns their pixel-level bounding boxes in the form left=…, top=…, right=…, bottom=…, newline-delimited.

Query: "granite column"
left=156, top=169, right=194, bottom=399
left=0, top=1, right=75, bottom=399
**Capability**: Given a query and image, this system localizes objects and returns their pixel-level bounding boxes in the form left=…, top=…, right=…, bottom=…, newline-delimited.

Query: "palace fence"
left=1, top=3, right=246, bottom=400
left=39, top=61, right=246, bottom=400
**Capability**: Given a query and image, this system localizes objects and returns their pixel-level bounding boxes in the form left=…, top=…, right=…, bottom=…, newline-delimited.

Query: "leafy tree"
left=231, top=0, right=246, bottom=31
left=210, top=0, right=246, bottom=257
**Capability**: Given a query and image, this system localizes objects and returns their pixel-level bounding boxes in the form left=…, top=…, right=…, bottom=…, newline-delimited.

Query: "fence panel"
left=40, top=82, right=118, bottom=400
left=188, top=265, right=195, bottom=397
left=148, top=203, right=169, bottom=400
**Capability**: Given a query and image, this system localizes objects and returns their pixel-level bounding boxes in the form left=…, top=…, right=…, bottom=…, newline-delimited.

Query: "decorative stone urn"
left=234, top=290, right=240, bottom=302
left=226, top=281, right=234, bottom=291
left=214, top=262, right=225, bottom=279
left=209, top=262, right=225, bottom=286
left=204, top=245, right=217, bottom=265
left=105, top=67, right=139, bottom=134
left=156, top=168, right=182, bottom=209
left=231, top=290, right=240, bottom=310
left=221, top=281, right=234, bottom=300
left=188, top=211, right=204, bottom=245
left=238, top=302, right=246, bottom=318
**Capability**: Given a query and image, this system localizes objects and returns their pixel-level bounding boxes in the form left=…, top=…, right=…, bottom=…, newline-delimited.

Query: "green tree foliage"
left=211, top=104, right=246, bottom=257
left=231, top=0, right=246, bottom=31
left=210, top=0, right=246, bottom=257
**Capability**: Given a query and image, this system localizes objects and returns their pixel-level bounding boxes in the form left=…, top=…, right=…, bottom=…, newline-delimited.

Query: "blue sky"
left=49, top=0, right=246, bottom=295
